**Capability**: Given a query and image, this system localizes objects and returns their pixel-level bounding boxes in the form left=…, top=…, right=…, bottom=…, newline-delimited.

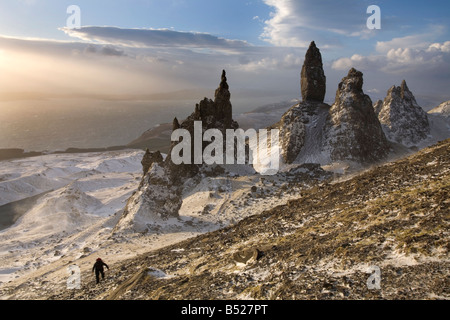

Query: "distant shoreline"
left=0, top=145, right=139, bottom=162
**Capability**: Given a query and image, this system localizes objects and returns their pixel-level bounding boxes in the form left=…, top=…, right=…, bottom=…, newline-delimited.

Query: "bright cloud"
left=261, top=0, right=371, bottom=47
left=375, top=25, right=446, bottom=53
left=61, top=26, right=251, bottom=53
left=332, top=40, right=450, bottom=74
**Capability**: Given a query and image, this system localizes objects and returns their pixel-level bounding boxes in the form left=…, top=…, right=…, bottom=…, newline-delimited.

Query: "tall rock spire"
left=193, top=70, right=235, bottom=130
left=214, top=70, right=232, bottom=129
left=301, top=41, right=326, bottom=102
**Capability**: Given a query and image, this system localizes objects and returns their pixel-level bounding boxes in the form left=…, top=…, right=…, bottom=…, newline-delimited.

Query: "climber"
left=92, top=258, right=109, bottom=284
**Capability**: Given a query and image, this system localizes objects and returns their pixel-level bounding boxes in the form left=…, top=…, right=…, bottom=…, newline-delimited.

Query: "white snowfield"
left=0, top=150, right=145, bottom=285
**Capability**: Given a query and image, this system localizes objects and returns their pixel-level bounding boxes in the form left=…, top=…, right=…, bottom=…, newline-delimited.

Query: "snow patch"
left=147, top=267, right=175, bottom=279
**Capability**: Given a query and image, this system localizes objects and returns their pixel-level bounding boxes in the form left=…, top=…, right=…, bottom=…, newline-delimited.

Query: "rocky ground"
left=3, top=139, right=445, bottom=300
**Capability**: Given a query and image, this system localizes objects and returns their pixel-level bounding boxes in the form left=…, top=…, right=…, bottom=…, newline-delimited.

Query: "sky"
left=0, top=0, right=449, bottom=109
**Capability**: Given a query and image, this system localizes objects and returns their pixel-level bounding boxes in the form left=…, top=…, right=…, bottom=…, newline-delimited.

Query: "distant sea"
left=0, top=96, right=285, bottom=152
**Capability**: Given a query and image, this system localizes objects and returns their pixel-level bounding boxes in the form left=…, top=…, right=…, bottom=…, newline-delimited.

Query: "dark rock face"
left=301, top=41, right=326, bottom=102
left=141, top=149, right=163, bottom=175
left=373, top=100, right=383, bottom=116
left=377, top=80, right=430, bottom=147
left=172, top=117, right=180, bottom=131
left=166, top=69, right=239, bottom=184
left=191, top=70, right=236, bottom=131
left=324, top=68, right=390, bottom=163
left=167, top=69, right=239, bottom=179
left=214, top=70, right=233, bottom=129
left=276, top=101, right=330, bottom=164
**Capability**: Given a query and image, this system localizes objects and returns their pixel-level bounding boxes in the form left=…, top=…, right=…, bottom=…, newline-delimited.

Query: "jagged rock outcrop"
left=324, top=68, right=390, bottom=163
left=141, top=149, right=163, bottom=175
left=376, top=80, right=430, bottom=147
left=165, top=69, right=239, bottom=183
left=115, top=162, right=183, bottom=233
left=301, top=41, right=326, bottom=102
left=214, top=70, right=233, bottom=129
left=190, top=70, right=235, bottom=131
left=115, top=70, right=239, bottom=233
left=275, top=47, right=391, bottom=166
left=429, top=100, right=450, bottom=118
left=276, top=101, right=330, bottom=164
left=373, top=100, right=383, bottom=115
left=172, top=117, right=180, bottom=131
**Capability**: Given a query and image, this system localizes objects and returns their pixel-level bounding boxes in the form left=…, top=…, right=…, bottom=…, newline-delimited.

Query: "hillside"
left=429, top=101, right=450, bottom=118
left=25, top=138, right=448, bottom=300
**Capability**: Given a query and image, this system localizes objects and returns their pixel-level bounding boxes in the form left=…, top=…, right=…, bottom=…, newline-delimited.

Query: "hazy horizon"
left=0, top=94, right=292, bottom=152
left=0, top=0, right=449, bottom=151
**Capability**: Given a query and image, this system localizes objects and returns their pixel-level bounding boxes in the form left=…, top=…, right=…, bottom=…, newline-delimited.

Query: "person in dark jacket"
left=92, top=258, right=109, bottom=284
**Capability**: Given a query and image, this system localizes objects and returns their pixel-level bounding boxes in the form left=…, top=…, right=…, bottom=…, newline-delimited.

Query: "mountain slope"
left=42, top=138, right=449, bottom=300
left=429, top=101, right=450, bottom=118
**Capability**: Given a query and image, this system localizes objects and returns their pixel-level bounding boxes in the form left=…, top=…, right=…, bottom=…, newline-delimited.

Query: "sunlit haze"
left=0, top=0, right=449, bottom=150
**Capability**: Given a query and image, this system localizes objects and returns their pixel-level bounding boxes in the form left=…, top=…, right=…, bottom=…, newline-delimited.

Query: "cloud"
left=60, top=25, right=309, bottom=76
left=330, top=35, right=450, bottom=107
left=375, top=25, right=446, bottom=53
left=260, top=0, right=372, bottom=47
left=0, top=35, right=126, bottom=58
left=237, top=52, right=303, bottom=72
left=332, top=40, right=450, bottom=74
left=0, top=32, right=304, bottom=101
left=83, top=44, right=126, bottom=57
left=61, top=26, right=251, bottom=53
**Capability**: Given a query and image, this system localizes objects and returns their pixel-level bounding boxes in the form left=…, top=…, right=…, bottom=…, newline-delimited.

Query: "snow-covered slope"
left=0, top=150, right=144, bottom=284
left=429, top=101, right=450, bottom=117
left=0, top=151, right=143, bottom=207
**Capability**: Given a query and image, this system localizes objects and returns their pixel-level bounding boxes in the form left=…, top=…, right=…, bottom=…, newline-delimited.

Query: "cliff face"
left=323, top=68, right=390, bottom=163
left=277, top=101, right=330, bottom=164
left=376, top=81, right=430, bottom=147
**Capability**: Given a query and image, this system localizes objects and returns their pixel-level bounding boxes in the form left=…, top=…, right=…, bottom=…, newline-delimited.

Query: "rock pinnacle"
left=301, top=41, right=326, bottom=102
